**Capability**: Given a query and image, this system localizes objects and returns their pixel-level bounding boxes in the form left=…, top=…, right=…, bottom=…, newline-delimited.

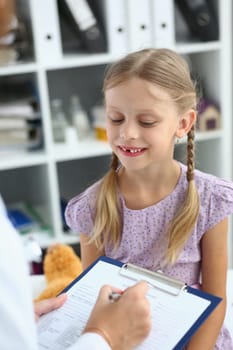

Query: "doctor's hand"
left=83, top=281, right=151, bottom=350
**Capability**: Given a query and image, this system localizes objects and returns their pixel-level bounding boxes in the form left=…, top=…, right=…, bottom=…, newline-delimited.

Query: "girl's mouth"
left=118, top=146, right=147, bottom=157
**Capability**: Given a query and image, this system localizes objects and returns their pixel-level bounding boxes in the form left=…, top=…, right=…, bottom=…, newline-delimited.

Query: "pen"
left=109, top=291, right=123, bottom=302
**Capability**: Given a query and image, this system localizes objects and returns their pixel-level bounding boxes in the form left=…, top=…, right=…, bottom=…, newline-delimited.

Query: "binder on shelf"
left=151, top=0, right=175, bottom=49
left=30, top=0, right=62, bottom=63
left=37, top=256, right=221, bottom=350
left=175, top=0, right=219, bottom=42
left=102, top=0, right=128, bottom=55
left=127, top=0, right=153, bottom=52
left=57, top=0, right=83, bottom=53
left=61, top=0, right=106, bottom=53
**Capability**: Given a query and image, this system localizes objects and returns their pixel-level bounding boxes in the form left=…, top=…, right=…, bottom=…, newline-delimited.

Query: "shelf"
left=37, top=233, right=80, bottom=249
left=20, top=231, right=80, bottom=249
left=50, top=233, right=80, bottom=247
left=0, top=150, right=47, bottom=170
left=179, top=130, right=223, bottom=144
left=52, top=139, right=111, bottom=162
left=195, top=129, right=223, bottom=141
left=0, top=62, right=37, bottom=76
left=52, top=132, right=222, bottom=161
left=42, top=43, right=223, bottom=71
left=44, top=52, right=116, bottom=71
left=178, top=129, right=223, bottom=145
left=0, top=45, right=221, bottom=74
left=176, top=41, right=221, bottom=54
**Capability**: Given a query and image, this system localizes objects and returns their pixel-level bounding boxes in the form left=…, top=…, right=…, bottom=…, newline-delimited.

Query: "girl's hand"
left=34, top=294, right=67, bottom=322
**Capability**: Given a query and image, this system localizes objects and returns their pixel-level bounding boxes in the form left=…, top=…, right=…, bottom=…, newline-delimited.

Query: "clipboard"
left=37, top=256, right=221, bottom=350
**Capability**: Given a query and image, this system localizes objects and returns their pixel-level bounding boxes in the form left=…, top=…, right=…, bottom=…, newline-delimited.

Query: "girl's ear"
left=176, top=109, right=196, bottom=138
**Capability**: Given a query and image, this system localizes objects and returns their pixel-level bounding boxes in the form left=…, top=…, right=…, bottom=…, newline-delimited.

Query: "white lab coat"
left=0, top=196, right=110, bottom=350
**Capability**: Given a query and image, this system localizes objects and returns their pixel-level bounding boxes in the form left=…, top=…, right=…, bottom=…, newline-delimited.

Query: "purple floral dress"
left=65, top=162, right=233, bottom=349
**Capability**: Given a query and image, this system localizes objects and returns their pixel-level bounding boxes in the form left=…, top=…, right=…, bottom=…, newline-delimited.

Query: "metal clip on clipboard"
left=120, top=263, right=187, bottom=296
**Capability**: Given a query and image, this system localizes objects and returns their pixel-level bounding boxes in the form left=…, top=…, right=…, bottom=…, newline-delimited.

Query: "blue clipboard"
left=61, top=256, right=222, bottom=350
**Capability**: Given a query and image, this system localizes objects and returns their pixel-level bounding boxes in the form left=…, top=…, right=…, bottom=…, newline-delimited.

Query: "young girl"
left=65, top=48, right=233, bottom=349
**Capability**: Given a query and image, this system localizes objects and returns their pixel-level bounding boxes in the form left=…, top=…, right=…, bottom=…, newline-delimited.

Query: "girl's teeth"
left=121, top=146, right=143, bottom=153
left=130, top=149, right=140, bottom=153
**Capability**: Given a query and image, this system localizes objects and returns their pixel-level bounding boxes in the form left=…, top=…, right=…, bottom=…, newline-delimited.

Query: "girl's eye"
left=139, top=121, right=157, bottom=127
left=108, top=116, right=124, bottom=124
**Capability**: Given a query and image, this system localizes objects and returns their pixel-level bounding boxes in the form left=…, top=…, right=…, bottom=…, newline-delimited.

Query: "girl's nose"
left=119, top=121, right=139, bottom=140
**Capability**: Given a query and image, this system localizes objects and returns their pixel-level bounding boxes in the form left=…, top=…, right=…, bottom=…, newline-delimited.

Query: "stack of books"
left=0, top=98, right=43, bottom=151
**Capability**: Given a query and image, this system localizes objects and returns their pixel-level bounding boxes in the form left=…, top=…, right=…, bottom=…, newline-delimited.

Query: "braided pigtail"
left=89, top=153, right=122, bottom=250
left=166, top=125, right=200, bottom=264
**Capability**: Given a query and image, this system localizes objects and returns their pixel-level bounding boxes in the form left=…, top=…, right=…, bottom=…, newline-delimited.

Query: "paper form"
left=37, top=260, right=211, bottom=350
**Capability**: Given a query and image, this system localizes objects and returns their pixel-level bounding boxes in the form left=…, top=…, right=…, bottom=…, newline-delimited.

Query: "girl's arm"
left=80, top=233, right=104, bottom=270
left=187, top=218, right=228, bottom=350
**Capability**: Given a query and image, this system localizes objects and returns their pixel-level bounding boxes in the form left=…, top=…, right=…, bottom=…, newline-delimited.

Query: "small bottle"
left=51, top=99, right=67, bottom=143
left=69, top=95, right=90, bottom=141
left=92, top=105, right=107, bottom=141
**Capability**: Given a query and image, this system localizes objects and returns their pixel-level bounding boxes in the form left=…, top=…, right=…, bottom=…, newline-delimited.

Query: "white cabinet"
left=0, top=0, right=232, bottom=265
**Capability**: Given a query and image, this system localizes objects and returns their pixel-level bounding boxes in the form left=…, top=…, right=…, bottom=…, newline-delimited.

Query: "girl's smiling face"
left=105, top=77, right=192, bottom=172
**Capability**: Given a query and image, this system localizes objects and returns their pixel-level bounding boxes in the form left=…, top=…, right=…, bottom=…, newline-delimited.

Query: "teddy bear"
left=35, top=243, right=83, bottom=301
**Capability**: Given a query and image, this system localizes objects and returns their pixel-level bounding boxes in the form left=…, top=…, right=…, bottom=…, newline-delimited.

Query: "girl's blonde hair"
left=89, top=48, right=200, bottom=265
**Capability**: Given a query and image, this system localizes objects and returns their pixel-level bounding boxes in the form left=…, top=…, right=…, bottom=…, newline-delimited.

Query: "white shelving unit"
left=0, top=0, right=232, bottom=265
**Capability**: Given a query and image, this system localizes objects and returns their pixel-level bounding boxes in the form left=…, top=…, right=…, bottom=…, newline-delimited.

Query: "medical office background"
left=0, top=0, right=232, bottom=272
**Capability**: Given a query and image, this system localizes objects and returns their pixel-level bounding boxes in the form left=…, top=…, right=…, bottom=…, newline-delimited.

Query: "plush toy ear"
left=43, top=244, right=82, bottom=283
left=34, top=244, right=83, bottom=302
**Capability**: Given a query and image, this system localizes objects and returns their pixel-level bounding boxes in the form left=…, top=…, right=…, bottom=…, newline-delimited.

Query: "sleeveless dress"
left=65, top=162, right=233, bottom=349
